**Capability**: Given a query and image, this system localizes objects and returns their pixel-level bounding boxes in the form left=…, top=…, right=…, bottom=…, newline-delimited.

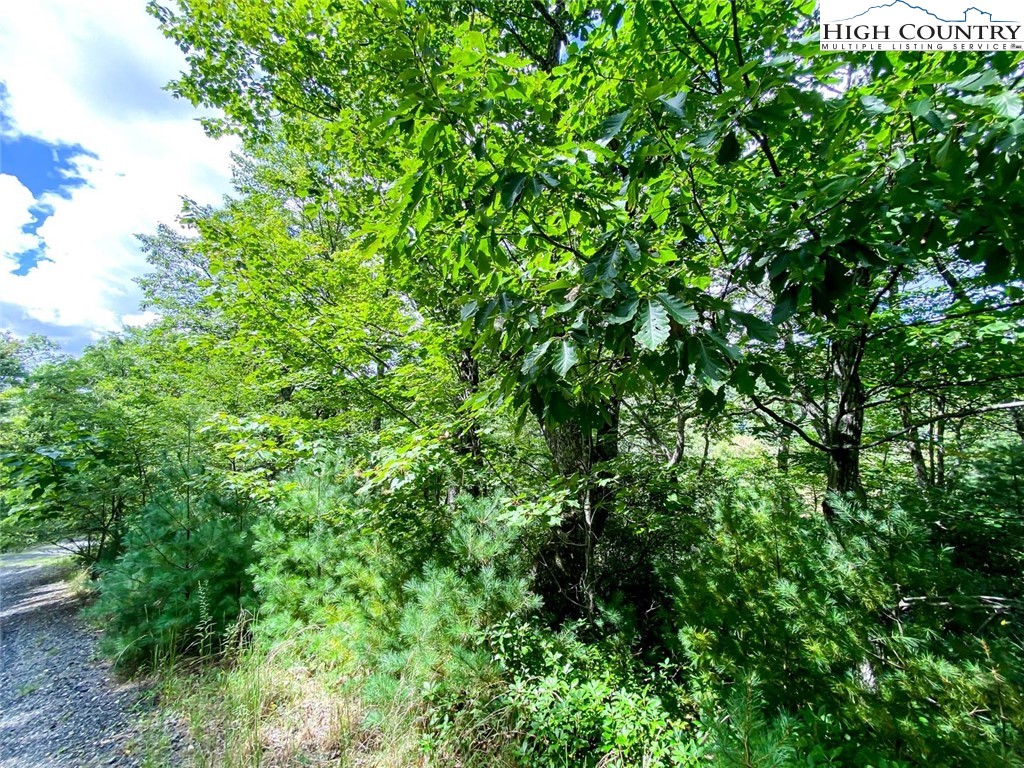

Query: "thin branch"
left=861, top=400, right=1024, bottom=450
left=865, top=373, right=1024, bottom=409
left=500, top=21, right=548, bottom=70
left=932, top=254, right=970, bottom=303
left=686, top=167, right=727, bottom=259
left=668, top=0, right=722, bottom=83
left=850, top=265, right=904, bottom=381
left=750, top=393, right=830, bottom=451
left=870, top=299, right=1024, bottom=338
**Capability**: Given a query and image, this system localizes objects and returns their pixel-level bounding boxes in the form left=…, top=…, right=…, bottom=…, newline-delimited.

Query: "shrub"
left=92, top=490, right=256, bottom=667
left=472, top=621, right=705, bottom=768
left=670, top=466, right=1024, bottom=765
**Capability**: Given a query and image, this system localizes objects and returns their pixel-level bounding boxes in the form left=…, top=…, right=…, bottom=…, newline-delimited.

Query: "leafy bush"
left=939, top=442, right=1024, bottom=596
left=470, top=621, right=704, bottom=768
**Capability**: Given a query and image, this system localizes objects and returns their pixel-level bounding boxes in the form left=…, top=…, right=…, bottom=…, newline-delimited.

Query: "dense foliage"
left=3, top=1, right=1024, bottom=765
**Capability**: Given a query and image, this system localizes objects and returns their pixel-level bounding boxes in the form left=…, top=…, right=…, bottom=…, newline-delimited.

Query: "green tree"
left=152, top=0, right=1024, bottom=609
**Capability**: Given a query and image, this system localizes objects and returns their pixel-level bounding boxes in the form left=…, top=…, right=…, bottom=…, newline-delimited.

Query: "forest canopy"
left=2, top=1, right=1024, bottom=765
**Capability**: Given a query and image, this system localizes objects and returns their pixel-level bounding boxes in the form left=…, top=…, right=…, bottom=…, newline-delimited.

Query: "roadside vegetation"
left=2, top=2, right=1024, bottom=765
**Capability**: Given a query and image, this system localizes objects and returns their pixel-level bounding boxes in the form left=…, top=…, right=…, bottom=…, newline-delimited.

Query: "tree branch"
left=750, top=393, right=830, bottom=451
left=870, top=299, right=1024, bottom=338
left=861, top=400, right=1024, bottom=450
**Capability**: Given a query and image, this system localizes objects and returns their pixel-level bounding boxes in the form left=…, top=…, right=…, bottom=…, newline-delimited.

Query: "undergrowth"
left=120, top=448, right=1024, bottom=767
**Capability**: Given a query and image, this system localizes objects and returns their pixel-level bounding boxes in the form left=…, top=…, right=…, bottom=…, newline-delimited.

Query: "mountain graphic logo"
left=820, top=0, right=1022, bottom=50
left=827, top=2, right=1016, bottom=23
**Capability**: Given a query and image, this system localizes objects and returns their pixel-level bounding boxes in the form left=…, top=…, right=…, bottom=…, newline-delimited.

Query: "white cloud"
left=0, top=174, right=41, bottom=257
left=0, top=0, right=236, bottom=346
left=121, top=310, right=161, bottom=328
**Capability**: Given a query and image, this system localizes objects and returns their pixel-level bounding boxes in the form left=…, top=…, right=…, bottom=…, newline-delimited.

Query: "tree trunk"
left=824, top=334, right=867, bottom=517
left=667, top=411, right=688, bottom=467
left=777, top=402, right=796, bottom=473
left=697, top=421, right=711, bottom=478
left=1012, top=407, right=1024, bottom=445
left=825, top=445, right=864, bottom=514
left=536, top=398, right=620, bottom=619
left=777, top=434, right=791, bottom=473
left=589, top=400, right=620, bottom=541
left=899, top=402, right=930, bottom=490
left=450, top=347, right=483, bottom=498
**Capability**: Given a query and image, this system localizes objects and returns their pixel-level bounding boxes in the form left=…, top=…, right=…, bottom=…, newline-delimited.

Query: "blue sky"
left=0, top=0, right=236, bottom=353
left=0, top=125, right=94, bottom=276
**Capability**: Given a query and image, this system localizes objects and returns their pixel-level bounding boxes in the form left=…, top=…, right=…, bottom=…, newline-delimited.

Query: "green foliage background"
left=2, top=1, right=1024, bottom=765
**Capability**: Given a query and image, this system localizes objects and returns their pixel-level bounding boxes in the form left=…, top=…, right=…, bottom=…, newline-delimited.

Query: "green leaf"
left=500, top=172, right=528, bottom=209
left=733, top=311, right=777, bottom=343
left=731, top=364, right=756, bottom=395
left=707, top=328, right=740, bottom=361
left=860, top=95, right=892, bottom=115
left=552, top=340, right=579, bottom=378
left=922, top=110, right=946, bottom=132
left=656, top=293, right=698, bottom=324
left=988, top=92, right=1023, bottom=119
left=657, top=91, right=687, bottom=119
left=935, top=132, right=956, bottom=167
left=771, top=287, right=799, bottom=325
left=716, top=130, right=741, bottom=165
left=521, top=339, right=552, bottom=375
left=474, top=298, right=497, bottom=332
left=695, top=130, right=718, bottom=149
left=606, top=297, right=639, bottom=325
left=582, top=247, right=620, bottom=283
left=692, top=338, right=726, bottom=386
left=597, top=109, right=631, bottom=144
left=949, top=70, right=1000, bottom=92
left=606, top=3, right=625, bottom=30
left=983, top=244, right=1012, bottom=283
left=419, top=122, right=440, bottom=154
left=757, top=362, right=791, bottom=394
left=697, top=385, right=725, bottom=412
left=634, top=1, right=648, bottom=38
left=634, top=300, right=670, bottom=350
left=907, top=97, right=932, bottom=117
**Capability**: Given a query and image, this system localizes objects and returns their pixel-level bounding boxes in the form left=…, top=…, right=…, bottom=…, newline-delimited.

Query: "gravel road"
left=0, top=545, right=161, bottom=767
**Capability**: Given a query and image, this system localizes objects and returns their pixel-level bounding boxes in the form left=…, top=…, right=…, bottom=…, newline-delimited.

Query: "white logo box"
left=819, top=0, right=1023, bottom=50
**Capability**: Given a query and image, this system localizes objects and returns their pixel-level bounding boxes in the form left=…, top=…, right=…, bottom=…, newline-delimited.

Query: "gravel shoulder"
left=0, top=545, right=163, bottom=767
